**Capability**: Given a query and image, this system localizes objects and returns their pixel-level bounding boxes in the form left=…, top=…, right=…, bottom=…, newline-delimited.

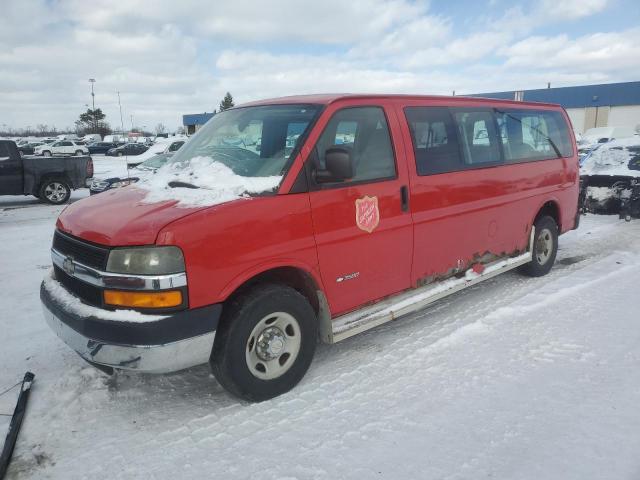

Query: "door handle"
left=400, top=185, right=409, bottom=212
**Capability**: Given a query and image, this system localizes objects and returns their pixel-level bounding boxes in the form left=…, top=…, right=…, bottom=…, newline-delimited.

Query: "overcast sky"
left=1, top=0, right=639, bottom=132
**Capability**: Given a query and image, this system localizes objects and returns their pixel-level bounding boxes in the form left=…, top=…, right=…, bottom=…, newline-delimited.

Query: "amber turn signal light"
left=103, top=290, right=183, bottom=309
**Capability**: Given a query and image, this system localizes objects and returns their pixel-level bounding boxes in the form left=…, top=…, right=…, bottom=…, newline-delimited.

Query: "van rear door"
left=306, top=104, right=413, bottom=316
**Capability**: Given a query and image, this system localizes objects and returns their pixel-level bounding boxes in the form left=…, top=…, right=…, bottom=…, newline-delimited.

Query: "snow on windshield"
left=581, top=137, right=640, bottom=177
left=135, top=156, right=282, bottom=207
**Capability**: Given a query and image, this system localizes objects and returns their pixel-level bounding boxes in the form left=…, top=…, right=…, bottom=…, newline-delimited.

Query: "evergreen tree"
left=219, top=92, right=235, bottom=111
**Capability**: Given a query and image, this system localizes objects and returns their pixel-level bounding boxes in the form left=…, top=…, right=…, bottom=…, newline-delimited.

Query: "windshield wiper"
left=168, top=180, right=199, bottom=189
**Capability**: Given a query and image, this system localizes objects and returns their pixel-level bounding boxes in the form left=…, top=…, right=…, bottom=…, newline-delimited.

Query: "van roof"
left=240, top=93, right=563, bottom=109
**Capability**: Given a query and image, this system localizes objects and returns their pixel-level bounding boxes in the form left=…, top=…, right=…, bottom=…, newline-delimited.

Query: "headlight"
left=106, top=246, right=185, bottom=275
left=110, top=179, right=137, bottom=188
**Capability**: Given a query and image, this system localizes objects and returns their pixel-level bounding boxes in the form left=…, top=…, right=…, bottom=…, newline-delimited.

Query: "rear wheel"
left=117, top=152, right=123, bottom=157
left=520, top=215, right=558, bottom=277
left=211, top=284, right=317, bottom=402
left=39, top=179, right=71, bottom=204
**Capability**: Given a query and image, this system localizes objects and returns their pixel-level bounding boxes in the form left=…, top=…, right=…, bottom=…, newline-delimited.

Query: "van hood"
left=56, top=187, right=206, bottom=246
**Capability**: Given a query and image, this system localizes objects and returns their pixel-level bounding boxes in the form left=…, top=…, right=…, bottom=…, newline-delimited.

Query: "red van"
left=41, top=94, right=579, bottom=401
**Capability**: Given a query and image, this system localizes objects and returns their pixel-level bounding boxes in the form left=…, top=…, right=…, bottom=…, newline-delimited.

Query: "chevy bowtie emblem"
left=63, top=256, right=75, bottom=275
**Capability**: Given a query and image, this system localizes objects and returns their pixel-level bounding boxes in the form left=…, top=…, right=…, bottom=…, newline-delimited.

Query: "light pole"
left=88, top=78, right=96, bottom=133
left=117, top=91, right=124, bottom=134
left=130, top=114, right=134, bottom=132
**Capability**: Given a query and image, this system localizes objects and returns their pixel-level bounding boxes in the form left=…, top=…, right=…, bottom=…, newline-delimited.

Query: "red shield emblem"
left=355, top=196, right=380, bottom=233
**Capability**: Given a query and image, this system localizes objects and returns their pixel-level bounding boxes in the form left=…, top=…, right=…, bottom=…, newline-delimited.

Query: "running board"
left=327, top=230, right=534, bottom=344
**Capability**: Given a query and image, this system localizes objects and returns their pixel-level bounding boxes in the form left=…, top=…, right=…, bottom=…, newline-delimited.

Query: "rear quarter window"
left=496, top=109, right=573, bottom=162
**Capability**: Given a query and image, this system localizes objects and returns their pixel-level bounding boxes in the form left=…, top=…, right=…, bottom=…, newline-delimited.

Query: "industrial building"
left=182, top=112, right=215, bottom=135
left=471, top=81, right=640, bottom=134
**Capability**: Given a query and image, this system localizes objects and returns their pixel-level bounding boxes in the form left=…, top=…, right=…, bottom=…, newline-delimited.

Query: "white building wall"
left=566, top=108, right=586, bottom=133
left=608, top=105, right=640, bottom=132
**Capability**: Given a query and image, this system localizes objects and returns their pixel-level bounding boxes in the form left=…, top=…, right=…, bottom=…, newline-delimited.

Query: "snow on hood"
left=581, top=137, right=640, bottom=177
left=135, top=156, right=282, bottom=208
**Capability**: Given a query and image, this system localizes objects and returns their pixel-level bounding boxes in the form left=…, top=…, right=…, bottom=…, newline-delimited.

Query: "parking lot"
left=2, top=185, right=640, bottom=479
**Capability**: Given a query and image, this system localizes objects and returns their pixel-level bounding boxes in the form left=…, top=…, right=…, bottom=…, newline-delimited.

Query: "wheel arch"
left=533, top=198, right=562, bottom=231
left=220, top=263, right=327, bottom=318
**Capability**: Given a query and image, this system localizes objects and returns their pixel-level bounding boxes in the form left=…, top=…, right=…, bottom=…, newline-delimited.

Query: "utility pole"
left=89, top=79, right=96, bottom=133
left=117, top=91, right=124, bottom=134
left=130, top=114, right=134, bottom=132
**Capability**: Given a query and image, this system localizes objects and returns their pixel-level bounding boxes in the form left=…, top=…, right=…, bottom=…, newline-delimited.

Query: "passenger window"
left=453, top=110, right=501, bottom=165
left=404, top=107, right=463, bottom=175
left=315, top=107, right=396, bottom=184
left=496, top=109, right=572, bottom=162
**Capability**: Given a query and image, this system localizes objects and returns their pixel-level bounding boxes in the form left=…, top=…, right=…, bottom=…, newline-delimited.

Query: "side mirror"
left=316, top=146, right=354, bottom=183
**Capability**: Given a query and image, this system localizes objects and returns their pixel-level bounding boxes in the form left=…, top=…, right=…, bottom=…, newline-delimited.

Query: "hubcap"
left=535, top=228, right=553, bottom=265
left=246, top=312, right=301, bottom=380
left=44, top=182, right=67, bottom=202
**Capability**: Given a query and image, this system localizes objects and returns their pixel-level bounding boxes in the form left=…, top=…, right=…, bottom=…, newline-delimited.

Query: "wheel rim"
left=535, top=227, right=553, bottom=265
left=43, top=151, right=51, bottom=156
left=245, top=312, right=301, bottom=380
left=44, top=182, right=67, bottom=202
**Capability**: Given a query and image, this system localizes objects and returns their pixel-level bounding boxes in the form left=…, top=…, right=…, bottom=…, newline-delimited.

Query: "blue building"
left=471, top=81, right=640, bottom=134
left=182, top=112, right=215, bottom=135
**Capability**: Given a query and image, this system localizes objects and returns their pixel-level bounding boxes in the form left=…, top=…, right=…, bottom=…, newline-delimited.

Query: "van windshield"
left=168, top=104, right=320, bottom=178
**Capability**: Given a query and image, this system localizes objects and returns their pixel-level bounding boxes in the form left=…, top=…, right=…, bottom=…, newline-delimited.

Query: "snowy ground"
left=2, top=169, right=640, bottom=478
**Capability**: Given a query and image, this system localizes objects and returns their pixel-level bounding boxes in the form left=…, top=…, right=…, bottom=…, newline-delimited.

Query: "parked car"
left=82, top=134, right=102, bottom=143
left=90, top=153, right=173, bottom=194
left=577, top=126, right=637, bottom=164
left=17, top=141, right=45, bottom=157
left=87, top=142, right=120, bottom=155
left=106, top=143, right=149, bottom=157
left=41, top=94, right=578, bottom=401
left=34, top=140, right=89, bottom=157
left=580, top=137, right=640, bottom=214
left=0, top=140, right=93, bottom=204
left=125, top=137, right=186, bottom=167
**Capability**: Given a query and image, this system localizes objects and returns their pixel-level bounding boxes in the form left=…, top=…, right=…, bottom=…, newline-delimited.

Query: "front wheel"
left=39, top=179, right=71, bottom=204
left=117, top=152, right=123, bottom=157
left=211, top=284, right=317, bottom=402
left=75, top=150, right=83, bottom=156
left=520, top=215, right=558, bottom=277
left=42, top=150, right=51, bottom=157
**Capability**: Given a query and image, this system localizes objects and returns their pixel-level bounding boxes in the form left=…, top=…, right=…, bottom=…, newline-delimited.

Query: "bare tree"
left=155, top=123, right=167, bottom=135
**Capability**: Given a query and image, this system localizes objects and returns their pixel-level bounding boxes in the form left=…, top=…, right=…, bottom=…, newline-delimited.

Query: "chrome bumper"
left=42, top=302, right=215, bottom=373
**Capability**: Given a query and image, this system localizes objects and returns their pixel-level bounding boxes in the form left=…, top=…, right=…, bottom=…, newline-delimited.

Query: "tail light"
left=86, top=158, right=94, bottom=177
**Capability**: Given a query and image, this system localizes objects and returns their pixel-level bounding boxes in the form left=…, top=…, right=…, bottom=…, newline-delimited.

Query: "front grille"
left=54, top=265, right=103, bottom=307
left=53, top=230, right=110, bottom=270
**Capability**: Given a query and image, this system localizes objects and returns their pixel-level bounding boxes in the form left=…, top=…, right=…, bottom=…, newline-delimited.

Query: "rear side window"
left=0, top=143, right=10, bottom=159
left=452, top=110, right=501, bottom=166
left=315, top=107, right=396, bottom=184
left=496, top=109, right=573, bottom=162
left=404, top=107, right=463, bottom=175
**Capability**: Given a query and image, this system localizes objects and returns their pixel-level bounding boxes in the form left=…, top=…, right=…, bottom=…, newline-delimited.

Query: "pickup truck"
left=0, top=140, right=93, bottom=204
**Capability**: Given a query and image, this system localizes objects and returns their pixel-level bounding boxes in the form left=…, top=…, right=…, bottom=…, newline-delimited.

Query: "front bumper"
left=41, top=279, right=221, bottom=373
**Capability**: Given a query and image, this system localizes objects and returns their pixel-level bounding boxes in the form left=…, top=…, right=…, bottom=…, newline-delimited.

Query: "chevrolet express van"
left=41, top=94, right=579, bottom=401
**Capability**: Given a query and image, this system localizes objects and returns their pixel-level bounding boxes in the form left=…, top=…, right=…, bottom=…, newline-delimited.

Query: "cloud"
left=0, top=0, right=636, bottom=132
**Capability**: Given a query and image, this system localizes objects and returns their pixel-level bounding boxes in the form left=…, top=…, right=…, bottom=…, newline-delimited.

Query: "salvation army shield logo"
left=355, top=196, right=380, bottom=233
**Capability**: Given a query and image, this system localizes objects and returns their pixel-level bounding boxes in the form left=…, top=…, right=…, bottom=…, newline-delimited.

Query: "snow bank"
left=135, top=156, right=282, bottom=208
left=43, top=269, right=166, bottom=323
left=581, top=137, right=640, bottom=177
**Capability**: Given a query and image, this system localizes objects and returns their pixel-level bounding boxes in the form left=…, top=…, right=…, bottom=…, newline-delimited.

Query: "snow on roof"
left=136, top=156, right=282, bottom=208
left=581, top=136, right=640, bottom=177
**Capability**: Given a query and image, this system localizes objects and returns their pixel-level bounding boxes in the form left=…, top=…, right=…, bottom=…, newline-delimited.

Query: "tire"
left=75, top=150, right=83, bottom=156
left=519, top=215, right=558, bottom=277
left=39, top=179, right=71, bottom=205
left=211, top=283, right=317, bottom=402
left=19, top=151, right=24, bottom=158
left=117, top=152, right=123, bottom=157
left=42, top=150, right=51, bottom=157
